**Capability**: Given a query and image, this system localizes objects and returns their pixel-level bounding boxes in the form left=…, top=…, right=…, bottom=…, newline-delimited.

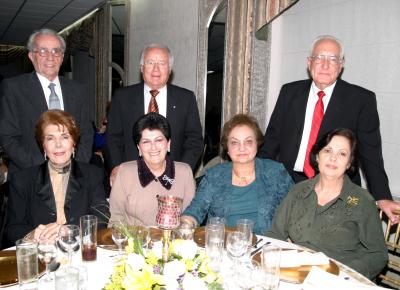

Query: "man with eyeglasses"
left=105, top=44, right=203, bottom=184
left=259, top=35, right=400, bottom=222
left=0, top=28, right=92, bottom=174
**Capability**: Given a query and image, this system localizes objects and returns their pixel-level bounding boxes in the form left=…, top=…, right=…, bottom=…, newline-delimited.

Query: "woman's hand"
left=33, top=222, right=61, bottom=242
left=180, top=215, right=197, bottom=228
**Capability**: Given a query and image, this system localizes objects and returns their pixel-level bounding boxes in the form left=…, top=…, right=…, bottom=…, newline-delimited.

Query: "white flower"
left=125, top=253, right=145, bottom=271
left=163, top=260, right=186, bottom=280
left=151, top=241, right=163, bottom=259
left=182, top=273, right=207, bottom=290
left=163, top=276, right=180, bottom=290
left=172, top=239, right=198, bottom=260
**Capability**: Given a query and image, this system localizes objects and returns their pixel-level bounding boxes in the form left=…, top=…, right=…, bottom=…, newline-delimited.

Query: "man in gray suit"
left=0, top=29, right=92, bottom=175
left=105, top=44, right=203, bottom=184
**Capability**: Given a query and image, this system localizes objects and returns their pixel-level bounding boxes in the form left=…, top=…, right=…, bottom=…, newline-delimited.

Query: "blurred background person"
left=108, top=113, right=195, bottom=226
left=181, top=114, right=294, bottom=235
left=267, top=128, right=387, bottom=279
left=5, top=110, right=109, bottom=243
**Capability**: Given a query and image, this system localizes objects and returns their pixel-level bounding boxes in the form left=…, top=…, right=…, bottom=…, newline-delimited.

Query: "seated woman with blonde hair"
left=6, top=110, right=109, bottom=243
left=108, top=113, right=195, bottom=226
left=267, top=128, right=388, bottom=279
left=181, top=114, right=294, bottom=235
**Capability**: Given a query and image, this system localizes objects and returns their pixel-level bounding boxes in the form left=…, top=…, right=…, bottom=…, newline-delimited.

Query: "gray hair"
left=310, top=35, right=344, bottom=59
left=139, top=44, right=174, bottom=69
left=27, top=28, right=66, bottom=52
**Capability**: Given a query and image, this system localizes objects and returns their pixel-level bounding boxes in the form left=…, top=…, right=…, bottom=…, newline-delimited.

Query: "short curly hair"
left=310, top=128, right=358, bottom=175
left=132, top=113, right=171, bottom=146
left=220, top=114, right=264, bottom=152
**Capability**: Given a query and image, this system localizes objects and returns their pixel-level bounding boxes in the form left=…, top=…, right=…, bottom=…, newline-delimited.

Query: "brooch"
left=346, top=196, right=359, bottom=206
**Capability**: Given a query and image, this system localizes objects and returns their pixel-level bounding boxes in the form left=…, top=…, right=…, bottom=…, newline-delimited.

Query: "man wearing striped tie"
left=0, top=29, right=92, bottom=175
left=258, top=35, right=400, bottom=223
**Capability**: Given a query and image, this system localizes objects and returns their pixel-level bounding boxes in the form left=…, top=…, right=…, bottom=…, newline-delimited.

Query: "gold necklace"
left=233, top=169, right=255, bottom=185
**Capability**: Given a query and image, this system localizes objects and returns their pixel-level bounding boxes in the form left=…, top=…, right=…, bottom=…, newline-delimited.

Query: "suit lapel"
left=64, top=161, right=83, bottom=212
left=27, top=72, right=48, bottom=112
left=166, top=85, right=178, bottom=125
left=291, top=80, right=312, bottom=146
left=59, top=77, right=75, bottom=113
left=36, top=163, right=56, bottom=212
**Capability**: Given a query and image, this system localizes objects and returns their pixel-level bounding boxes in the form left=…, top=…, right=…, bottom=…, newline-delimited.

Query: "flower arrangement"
left=103, top=237, right=223, bottom=290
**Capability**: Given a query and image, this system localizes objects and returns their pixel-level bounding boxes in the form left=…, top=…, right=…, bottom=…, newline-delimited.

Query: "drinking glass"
left=58, top=225, right=80, bottom=266
left=205, top=223, right=224, bottom=272
left=261, top=244, right=281, bottom=290
left=80, top=215, right=98, bottom=262
left=111, top=223, right=127, bottom=256
left=16, top=239, right=38, bottom=290
left=38, top=238, right=57, bottom=283
left=226, top=231, right=247, bottom=266
left=174, top=222, right=195, bottom=240
left=236, top=218, right=254, bottom=253
left=55, top=267, right=79, bottom=290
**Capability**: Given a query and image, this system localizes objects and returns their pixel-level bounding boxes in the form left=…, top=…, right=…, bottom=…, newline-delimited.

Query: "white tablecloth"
left=2, top=236, right=376, bottom=289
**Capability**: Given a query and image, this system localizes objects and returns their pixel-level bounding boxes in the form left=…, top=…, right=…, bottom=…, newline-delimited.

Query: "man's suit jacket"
left=0, top=72, right=93, bottom=174
left=5, top=160, right=109, bottom=243
left=258, top=78, right=391, bottom=201
left=104, top=82, right=203, bottom=170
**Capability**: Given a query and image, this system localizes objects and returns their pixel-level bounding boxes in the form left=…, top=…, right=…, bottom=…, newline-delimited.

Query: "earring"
left=139, top=151, right=142, bottom=157
left=44, top=152, right=47, bottom=160
left=72, top=150, right=75, bottom=159
left=167, top=148, right=170, bottom=153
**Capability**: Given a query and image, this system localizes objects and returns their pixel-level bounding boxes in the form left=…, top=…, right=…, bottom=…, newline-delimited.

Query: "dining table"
left=0, top=227, right=379, bottom=289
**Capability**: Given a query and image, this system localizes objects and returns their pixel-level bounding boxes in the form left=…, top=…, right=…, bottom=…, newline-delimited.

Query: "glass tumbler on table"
left=16, top=239, right=38, bottom=290
left=80, top=215, right=98, bottom=262
left=205, top=223, right=224, bottom=272
left=261, top=244, right=281, bottom=290
left=226, top=231, right=247, bottom=279
left=58, top=224, right=80, bottom=266
left=236, top=218, right=254, bottom=255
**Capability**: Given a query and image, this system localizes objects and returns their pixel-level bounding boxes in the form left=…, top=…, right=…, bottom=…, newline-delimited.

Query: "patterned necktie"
left=148, top=90, right=159, bottom=113
left=48, top=83, right=61, bottom=110
left=303, top=90, right=325, bottom=178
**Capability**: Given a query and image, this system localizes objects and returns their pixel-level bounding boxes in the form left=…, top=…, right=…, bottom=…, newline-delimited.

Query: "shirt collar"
left=137, top=156, right=175, bottom=190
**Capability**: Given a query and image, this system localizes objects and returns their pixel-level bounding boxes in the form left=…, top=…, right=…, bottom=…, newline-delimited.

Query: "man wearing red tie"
left=259, top=35, right=400, bottom=222
left=105, top=44, right=203, bottom=184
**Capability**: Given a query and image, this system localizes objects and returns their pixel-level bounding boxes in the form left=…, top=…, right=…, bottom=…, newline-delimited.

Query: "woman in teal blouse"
left=267, top=128, right=388, bottom=279
left=181, top=114, right=294, bottom=235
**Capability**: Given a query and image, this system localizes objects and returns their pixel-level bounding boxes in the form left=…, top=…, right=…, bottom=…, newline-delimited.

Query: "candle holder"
left=156, top=195, right=183, bottom=262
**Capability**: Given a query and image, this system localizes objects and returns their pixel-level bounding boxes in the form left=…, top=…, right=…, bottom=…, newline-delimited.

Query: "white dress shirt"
left=293, top=81, right=336, bottom=172
left=36, top=73, right=65, bottom=110
left=143, top=84, right=167, bottom=117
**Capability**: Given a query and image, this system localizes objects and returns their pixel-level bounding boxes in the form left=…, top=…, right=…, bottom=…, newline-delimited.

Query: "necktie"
left=48, top=83, right=61, bottom=110
left=303, top=90, right=325, bottom=178
left=148, top=90, right=159, bottom=113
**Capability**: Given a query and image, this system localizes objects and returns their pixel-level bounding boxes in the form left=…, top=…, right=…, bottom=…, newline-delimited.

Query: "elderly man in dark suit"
left=259, top=35, right=400, bottom=222
left=0, top=29, right=92, bottom=175
left=105, top=44, right=203, bottom=184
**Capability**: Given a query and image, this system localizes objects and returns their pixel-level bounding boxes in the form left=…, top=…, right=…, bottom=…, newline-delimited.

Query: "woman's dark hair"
left=132, top=113, right=171, bottom=146
left=35, top=109, right=80, bottom=151
left=220, top=114, right=264, bottom=152
left=310, top=128, right=358, bottom=175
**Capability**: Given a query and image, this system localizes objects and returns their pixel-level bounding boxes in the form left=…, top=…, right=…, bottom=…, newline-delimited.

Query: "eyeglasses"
left=32, top=47, right=64, bottom=57
left=228, top=139, right=256, bottom=149
left=309, top=54, right=343, bottom=65
left=143, top=60, right=169, bottom=68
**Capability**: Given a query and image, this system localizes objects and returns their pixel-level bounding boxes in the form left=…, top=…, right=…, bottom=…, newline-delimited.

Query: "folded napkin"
left=302, top=266, right=390, bottom=290
left=280, top=250, right=330, bottom=267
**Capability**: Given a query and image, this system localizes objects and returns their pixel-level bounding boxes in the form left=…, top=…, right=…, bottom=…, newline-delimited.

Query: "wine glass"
left=58, top=225, right=80, bottom=266
left=226, top=231, right=247, bottom=278
left=111, top=223, right=127, bottom=256
left=38, top=238, right=57, bottom=283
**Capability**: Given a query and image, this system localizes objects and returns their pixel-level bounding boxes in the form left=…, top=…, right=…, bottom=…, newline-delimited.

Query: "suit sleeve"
left=104, top=91, right=125, bottom=169
left=258, top=85, right=286, bottom=160
left=87, top=166, right=110, bottom=229
left=5, top=172, right=35, bottom=243
left=74, top=84, right=93, bottom=163
left=356, top=92, right=391, bottom=200
left=180, top=92, right=203, bottom=170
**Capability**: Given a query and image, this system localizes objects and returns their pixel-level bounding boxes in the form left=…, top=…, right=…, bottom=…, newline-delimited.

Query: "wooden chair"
left=378, top=210, right=400, bottom=288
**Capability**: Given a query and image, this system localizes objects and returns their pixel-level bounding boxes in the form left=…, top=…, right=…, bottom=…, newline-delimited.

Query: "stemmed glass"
left=226, top=231, right=248, bottom=278
left=38, top=238, right=58, bottom=283
left=57, top=225, right=80, bottom=266
left=111, top=223, right=128, bottom=256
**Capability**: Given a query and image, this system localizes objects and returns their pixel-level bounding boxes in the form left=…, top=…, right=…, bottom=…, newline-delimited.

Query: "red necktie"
left=303, top=90, right=325, bottom=178
left=148, top=90, right=159, bottom=113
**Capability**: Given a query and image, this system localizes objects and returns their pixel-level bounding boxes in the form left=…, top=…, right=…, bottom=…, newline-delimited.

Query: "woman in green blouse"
left=267, top=128, right=387, bottom=279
